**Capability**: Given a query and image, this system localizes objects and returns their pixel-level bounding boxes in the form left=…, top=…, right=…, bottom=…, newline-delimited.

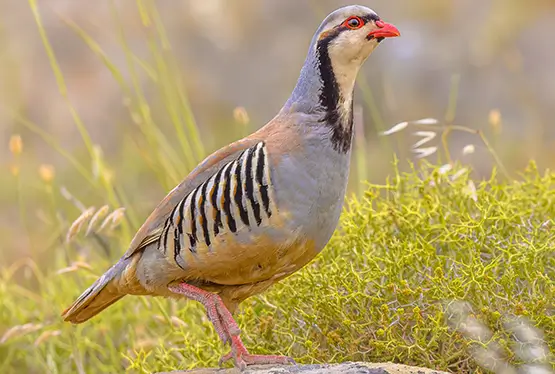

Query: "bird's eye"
left=344, top=16, right=364, bottom=30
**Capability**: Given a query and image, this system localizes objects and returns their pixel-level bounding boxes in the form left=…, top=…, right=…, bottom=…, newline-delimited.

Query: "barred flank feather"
left=158, top=142, right=274, bottom=266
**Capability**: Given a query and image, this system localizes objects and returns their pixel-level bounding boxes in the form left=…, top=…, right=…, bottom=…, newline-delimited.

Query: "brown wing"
left=122, top=137, right=261, bottom=259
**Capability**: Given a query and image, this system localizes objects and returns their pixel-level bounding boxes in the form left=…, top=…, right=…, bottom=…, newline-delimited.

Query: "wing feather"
left=123, top=138, right=261, bottom=259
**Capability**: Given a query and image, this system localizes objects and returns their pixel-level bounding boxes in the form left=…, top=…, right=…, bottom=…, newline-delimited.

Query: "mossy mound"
left=1, top=163, right=553, bottom=373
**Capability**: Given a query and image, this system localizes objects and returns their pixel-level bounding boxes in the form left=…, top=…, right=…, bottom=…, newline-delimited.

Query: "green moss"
left=1, top=162, right=553, bottom=373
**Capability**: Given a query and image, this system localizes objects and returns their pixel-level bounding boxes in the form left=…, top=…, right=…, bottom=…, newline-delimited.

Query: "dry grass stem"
left=60, top=186, right=87, bottom=212
left=34, top=330, right=61, bottom=346
left=1, top=323, right=43, bottom=344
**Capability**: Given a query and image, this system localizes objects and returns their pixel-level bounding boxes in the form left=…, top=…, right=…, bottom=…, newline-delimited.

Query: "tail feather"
left=62, top=259, right=130, bottom=324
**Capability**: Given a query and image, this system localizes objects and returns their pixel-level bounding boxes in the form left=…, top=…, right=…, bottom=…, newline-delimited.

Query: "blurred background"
left=1, top=0, right=555, bottom=267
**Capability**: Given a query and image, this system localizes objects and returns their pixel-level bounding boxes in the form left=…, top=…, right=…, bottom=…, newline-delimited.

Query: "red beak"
left=368, top=20, right=400, bottom=39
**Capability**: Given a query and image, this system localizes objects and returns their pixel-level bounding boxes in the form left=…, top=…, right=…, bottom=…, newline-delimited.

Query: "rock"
left=156, top=362, right=449, bottom=374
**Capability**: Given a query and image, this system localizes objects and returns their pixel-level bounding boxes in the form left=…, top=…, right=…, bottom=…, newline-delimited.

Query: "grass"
left=1, top=162, right=554, bottom=373
left=1, top=1, right=554, bottom=373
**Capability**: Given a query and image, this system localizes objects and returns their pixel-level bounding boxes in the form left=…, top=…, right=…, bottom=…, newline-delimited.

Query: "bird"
left=62, top=4, right=400, bottom=370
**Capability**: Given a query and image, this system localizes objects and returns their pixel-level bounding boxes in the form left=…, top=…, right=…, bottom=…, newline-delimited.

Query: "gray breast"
left=270, top=127, right=352, bottom=251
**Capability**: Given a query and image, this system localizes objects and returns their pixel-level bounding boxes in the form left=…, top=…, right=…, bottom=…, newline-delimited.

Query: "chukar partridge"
left=62, top=5, right=400, bottom=369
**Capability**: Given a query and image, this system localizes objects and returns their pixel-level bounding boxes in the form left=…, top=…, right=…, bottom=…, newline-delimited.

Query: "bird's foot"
left=169, top=284, right=293, bottom=369
left=219, top=335, right=296, bottom=370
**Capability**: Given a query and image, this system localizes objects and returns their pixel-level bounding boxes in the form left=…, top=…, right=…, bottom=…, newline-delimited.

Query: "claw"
left=218, top=351, right=234, bottom=367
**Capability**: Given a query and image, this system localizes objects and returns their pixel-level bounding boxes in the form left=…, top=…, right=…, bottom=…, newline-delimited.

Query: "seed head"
left=489, top=109, right=502, bottom=133
left=233, top=106, right=250, bottom=126
left=9, top=135, right=23, bottom=156
left=462, top=144, right=476, bottom=155
left=38, top=164, right=55, bottom=183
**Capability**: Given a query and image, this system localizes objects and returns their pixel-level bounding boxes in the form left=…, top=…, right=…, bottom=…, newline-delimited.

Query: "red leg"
left=168, top=283, right=295, bottom=369
left=209, top=295, right=241, bottom=337
left=168, top=284, right=229, bottom=343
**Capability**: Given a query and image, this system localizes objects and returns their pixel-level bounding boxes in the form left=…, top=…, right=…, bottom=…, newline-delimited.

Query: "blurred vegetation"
left=1, top=1, right=554, bottom=373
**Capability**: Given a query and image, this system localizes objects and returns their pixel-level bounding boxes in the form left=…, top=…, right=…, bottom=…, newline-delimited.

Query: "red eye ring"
left=343, top=16, right=364, bottom=30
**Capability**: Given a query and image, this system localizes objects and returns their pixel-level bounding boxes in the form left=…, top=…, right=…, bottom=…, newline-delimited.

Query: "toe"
left=218, top=352, right=232, bottom=367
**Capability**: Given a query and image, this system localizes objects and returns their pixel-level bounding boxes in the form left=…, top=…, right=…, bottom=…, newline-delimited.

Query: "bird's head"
left=312, top=5, right=400, bottom=71
left=285, top=5, right=400, bottom=154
